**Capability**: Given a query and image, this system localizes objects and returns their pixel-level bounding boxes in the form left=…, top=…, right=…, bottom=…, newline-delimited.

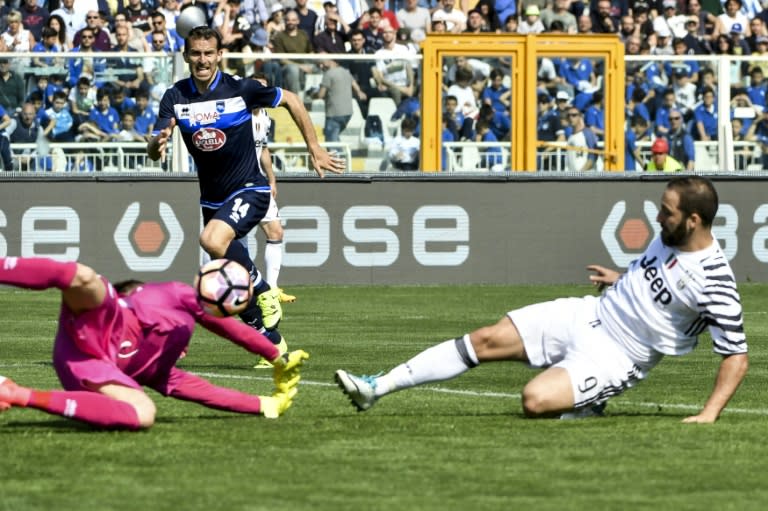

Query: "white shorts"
left=508, top=295, right=649, bottom=408
left=260, top=194, right=280, bottom=224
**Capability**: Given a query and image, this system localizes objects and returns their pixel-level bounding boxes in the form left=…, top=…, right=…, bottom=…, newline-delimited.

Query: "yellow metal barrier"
left=420, top=34, right=625, bottom=172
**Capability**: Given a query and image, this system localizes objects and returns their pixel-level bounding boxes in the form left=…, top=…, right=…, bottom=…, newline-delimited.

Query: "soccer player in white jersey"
left=336, top=177, right=748, bottom=423
left=251, top=74, right=296, bottom=306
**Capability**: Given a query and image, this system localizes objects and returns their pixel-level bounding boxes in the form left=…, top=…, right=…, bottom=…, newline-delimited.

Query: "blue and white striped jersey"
left=156, top=71, right=282, bottom=205
left=598, top=236, right=746, bottom=366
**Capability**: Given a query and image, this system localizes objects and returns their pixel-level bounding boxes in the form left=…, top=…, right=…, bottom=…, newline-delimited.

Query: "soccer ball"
left=175, top=5, right=207, bottom=39
left=194, top=259, right=253, bottom=317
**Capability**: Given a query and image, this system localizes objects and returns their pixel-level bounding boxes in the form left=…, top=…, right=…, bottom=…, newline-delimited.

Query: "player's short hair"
left=113, top=279, right=144, bottom=295
left=185, top=25, right=222, bottom=52
left=667, top=176, right=718, bottom=227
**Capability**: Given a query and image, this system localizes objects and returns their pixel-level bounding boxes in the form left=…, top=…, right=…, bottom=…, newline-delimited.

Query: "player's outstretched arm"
left=146, top=118, right=176, bottom=161
left=164, top=368, right=294, bottom=418
left=279, top=90, right=345, bottom=177
left=586, top=264, right=621, bottom=292
left=682, top=352, right=748, bottom=424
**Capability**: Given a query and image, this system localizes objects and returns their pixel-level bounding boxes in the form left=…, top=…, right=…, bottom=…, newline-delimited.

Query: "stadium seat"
left=309, top=110, right=326, bottom=134
left=340, top=99, right=365, bottom=147
left=310, top=98, right=325, bottom=112
left=460, top=146, right=482, bottom=171
left=694, top=143, right=718, bottom=171
left=368, top=97, right=401, bottom=138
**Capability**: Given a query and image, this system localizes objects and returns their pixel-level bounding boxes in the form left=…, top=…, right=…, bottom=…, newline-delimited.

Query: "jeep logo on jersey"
left=601, top=200, right=661, bottom=268
left=192, top=128, right=226, bottom=151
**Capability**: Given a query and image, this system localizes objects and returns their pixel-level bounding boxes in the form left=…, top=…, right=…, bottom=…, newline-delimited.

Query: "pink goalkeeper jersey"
left=54, top=279, right=278, bottom=387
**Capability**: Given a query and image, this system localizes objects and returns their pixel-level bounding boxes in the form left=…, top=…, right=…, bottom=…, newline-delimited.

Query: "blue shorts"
left=202, top=189, right=271, bottom=239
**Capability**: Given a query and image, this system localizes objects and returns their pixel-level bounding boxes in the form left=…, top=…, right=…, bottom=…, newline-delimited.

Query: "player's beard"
left=660, top=216, right=692, bottom=247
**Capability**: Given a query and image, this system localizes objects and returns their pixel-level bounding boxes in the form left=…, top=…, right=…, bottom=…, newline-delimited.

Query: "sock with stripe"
left=375, top=335, right=479, bottom=397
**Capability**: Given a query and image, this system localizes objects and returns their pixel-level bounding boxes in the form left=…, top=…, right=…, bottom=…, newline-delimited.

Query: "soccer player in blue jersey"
left=337, top=177, right=749, bottom=423
left=147, top=26, right=344, bottom=352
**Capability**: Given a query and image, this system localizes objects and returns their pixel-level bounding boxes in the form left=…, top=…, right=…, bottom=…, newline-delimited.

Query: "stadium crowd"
left=1, top=0, right=768, bottom=170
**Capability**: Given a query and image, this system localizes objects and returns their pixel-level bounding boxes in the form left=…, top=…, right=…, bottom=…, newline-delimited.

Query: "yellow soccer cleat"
left=254, top=337, right=288, bottom=369
left=256, top=288, right=282, bottom=329
left=278, top=288, right=297, bottom=303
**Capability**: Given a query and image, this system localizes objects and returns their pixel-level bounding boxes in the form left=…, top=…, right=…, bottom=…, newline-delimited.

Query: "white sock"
left=263, top=240, right=283, bottom=289
left=375, top=335, right=478, bottom=397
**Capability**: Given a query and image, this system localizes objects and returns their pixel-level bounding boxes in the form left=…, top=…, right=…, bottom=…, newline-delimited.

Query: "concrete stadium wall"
left=1, top=175, right=766, bottom=284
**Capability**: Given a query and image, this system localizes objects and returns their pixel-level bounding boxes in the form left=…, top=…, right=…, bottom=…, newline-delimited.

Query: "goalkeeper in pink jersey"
left=0, top=256, right=309, bottom=430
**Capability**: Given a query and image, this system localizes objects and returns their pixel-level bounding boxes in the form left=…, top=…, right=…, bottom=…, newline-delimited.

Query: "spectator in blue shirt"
left=561, top=57, right=594, bottom=93
left=478, top=104, right=510, bottom=141
left=746, top=66, right=767, bottom=109
left=667, top=108, right=696, bottom=171
left=26, top=75, right=52, bottom=109
left=654, top=88, right=677, bottom=138
left=625, top=117, right=647, bottom=172
left=85, top=89, right=120, bottom=141
left=584, top=90, right=605, bottom=139
left=111, top=86, right=137, bottom=116
left=665, top=38, right=700, bottom=83
left=730, top=93, right=759, bottom=135
left=481, top=68, right=510, bottom=114
left=31, top=27, right=63, bottom=68
left=133, top=90, right=156, bottom=139
left=475, top=119, right=503, bottom=170
left=441, top=117, right=454, bottom=171
left=694, top=86, right=718, bottom=141
left=42, top=90, right=75, bottom=142
left=68, top=27, right=108, bottom=88
left=444, top=95, right=473, bottom=141
left=146, top=11, right=184, bottom=52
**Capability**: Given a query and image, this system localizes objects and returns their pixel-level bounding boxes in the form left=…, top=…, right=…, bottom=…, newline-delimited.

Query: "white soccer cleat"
left=334, top=369, right=378, bottom=412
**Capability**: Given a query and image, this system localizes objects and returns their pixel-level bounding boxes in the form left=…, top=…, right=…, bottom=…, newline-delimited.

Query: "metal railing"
left=10, top=141, right=353, bottom=174
left=5, top=50, right=768, bottom=173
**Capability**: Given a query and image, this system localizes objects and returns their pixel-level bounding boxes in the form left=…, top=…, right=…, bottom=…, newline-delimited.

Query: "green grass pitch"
left=1, top=283, right=767, bottom=511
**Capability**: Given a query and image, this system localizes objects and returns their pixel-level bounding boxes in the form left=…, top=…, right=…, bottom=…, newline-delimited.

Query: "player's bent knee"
left=521, top=386, right=549, bottom=417
left=199, top=233, right=227, bottom=259
left=521, top=369, right=574, bottom=417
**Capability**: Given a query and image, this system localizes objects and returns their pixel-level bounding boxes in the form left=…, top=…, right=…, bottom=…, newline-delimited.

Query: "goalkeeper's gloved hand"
left=271, top=349, right=310, bottom=392
left=261, top=386, right=298, bottom=419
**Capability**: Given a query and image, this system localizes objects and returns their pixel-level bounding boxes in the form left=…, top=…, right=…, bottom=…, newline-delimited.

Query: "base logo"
left=601, top=201, right=660, bottom=267
left=114, top=202, right=184, bottom=271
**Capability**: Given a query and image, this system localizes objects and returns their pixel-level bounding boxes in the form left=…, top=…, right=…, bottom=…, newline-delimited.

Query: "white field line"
left=193, top=371, right=768, bottom=416
left=2, top=363, right=767, bottom=417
